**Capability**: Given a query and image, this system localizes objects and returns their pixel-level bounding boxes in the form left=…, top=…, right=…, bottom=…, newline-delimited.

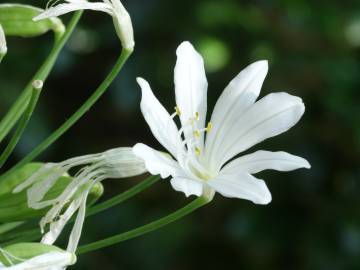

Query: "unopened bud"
left=0, top=4, right=65, bottom=38
left=0, top=242, right=76, bottom=268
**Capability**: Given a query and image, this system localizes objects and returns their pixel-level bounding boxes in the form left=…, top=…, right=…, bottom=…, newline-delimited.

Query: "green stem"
left=1, top=46, right=132, bottom=182
left=0, top=83, right=43, bottom=169
left=0, top=11, right=83, bottom=144
left=87, top=175, right=161, bottom=218
left=77, top=196, right=210, bottom=255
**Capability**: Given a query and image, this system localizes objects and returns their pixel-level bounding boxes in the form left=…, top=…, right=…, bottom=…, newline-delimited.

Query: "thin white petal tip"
left=303, top=159, right=311, bottom=169
left=176, top=41, right=196, bottom=54
left=256, top=182, right=272, bottom=205
left=137, top=77, right=152, bottom=90
left=33, top=15, right=43, bottom=21
left=254, top=59, right=268, bottom=68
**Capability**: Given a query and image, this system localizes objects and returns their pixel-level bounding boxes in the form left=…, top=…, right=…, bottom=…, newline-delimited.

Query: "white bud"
left=111, top=0, right=135, bottom=51
left=0, top=24, right=7, bottom=62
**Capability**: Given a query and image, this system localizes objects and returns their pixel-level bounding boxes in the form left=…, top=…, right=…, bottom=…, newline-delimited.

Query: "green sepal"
left=0, top=4, right=64, bottom=38
left=0, top=242, right=66, bottom=266
left=0, top=163, right=104, bottom=223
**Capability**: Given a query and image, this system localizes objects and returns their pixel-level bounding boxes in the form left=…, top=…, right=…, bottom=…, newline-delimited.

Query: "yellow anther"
left=195, top=112, right=200, bottom=121
left=206, top=122, right=213, bottom=132
left=193, top=130, right=201, bottom=138
left=195, top=147, right=201, bottom=156
left=175, top=106, right=181, bottom=116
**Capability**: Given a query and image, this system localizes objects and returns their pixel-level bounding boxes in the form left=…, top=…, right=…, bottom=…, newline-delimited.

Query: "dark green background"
left=1, top=0, right=360, bottom=269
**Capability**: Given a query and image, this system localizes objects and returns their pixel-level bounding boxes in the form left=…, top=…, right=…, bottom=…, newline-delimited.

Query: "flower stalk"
left=0, top=11, right=82, bottom=146
left=0, top=43, right=132, bottom=183
left=77, top=195, right=211, bottom=255
left=0, top=81, right=43, bottom=169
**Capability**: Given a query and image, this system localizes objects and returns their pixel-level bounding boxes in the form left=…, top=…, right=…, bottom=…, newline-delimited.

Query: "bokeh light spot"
left=198, top=37, right=230, bottom=73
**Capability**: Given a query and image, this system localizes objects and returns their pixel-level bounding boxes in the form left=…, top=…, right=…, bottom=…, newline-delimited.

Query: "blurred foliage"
left=0, top=0, right=359, bottom=270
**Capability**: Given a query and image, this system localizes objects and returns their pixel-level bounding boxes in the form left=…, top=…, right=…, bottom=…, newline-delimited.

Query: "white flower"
left=133, top=41, right=311, bottom=204
left=0, top=24, right=7, bottom=62
left=34, top=0, right=134, bottom=51
left=14, top=147, right=146, bottom=252
left=0, top=251, right=76, bottom=270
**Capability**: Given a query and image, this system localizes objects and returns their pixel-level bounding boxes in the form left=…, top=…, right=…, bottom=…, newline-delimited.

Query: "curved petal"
left=170, top=177, right=204, bottom=197
left=67, top=187, right=90, bottom=253
left=208, top=172, right=271, bottom=204
left=133, top=143, right=181, bottom=179
left=34, top=2, right=113, bottom=21
left=222, top=150, right=311, bottom=175
left=174, top=41, right=208, bottom=148
left=137, top=78, right=180, bottom=157
left=209, top=92, right=305, bottom=170
left=41, top=195, right=82, bottom=245
left=5, top=251, right=76, bottom=270
left=205, top=61, right=268, bottom=164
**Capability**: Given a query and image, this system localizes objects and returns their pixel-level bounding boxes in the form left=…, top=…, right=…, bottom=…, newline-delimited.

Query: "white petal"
left=170, top=177, right=204, bottom=197
left=103, top=147, right=147, bottom=178
left=3, top=252, right=75, bottom=270
left=137, top=78, right=180, bottom=157
left=208, top=172, right=271, bottom=204
left=209, top=92, right=305, bottom=170
left=133, top=143, right=181, bottom=179
left=222, top=150, right=311, bottom=175
left=34, top=2, right=113, bottom=21
left=174, top=41, right=208, bottom=147
left=204, top=61, right=268, bottom=163
left=0, top=24, right=7, bottom=58
left=41, top=197, right=82, bottom=245
left=67, top=188, right=90, bottom=253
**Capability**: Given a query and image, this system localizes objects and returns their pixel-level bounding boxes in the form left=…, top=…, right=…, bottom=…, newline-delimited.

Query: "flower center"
left=170, top=106, right=214, bottom=181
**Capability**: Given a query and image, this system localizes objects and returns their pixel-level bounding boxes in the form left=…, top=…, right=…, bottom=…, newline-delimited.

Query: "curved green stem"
left=87, top=175, right=161, bottom=217
left=77, top=196, right=210, bottom=255
left=1, top=46, right=132, bottom=182
left=0, top=84, right=42, bottom=169
left=0, top=11, right=83, bottom=144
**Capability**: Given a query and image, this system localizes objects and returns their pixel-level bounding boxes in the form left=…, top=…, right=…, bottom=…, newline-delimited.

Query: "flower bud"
left=111, top=1, right=135, bottom=51
left=0, top=242, right=76, bottom=268
left=0, top=4, right=64, bottom=38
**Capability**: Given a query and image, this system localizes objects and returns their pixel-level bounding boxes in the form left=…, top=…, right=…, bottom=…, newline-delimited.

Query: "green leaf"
left=0, top=4, right=64, bottom=38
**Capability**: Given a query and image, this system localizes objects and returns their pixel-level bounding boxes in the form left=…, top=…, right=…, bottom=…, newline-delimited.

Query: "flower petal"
left=133, top=143, right=181, bottom=179
left=209, top=92, right=305, bottom=170
left=0, top=24, right=7, bottom=61
left=67, top=187, right=90, bottom=253
left=174, top=41, right=208, bottom=147
left=204, top=60, right=268, bottom=164
left=208, top=172, right=271, bottom=204
left=34, top=2, right=113, bottom=21
left=3, top=251, right=76, bottom=270
left=41, top=196, right=82, bottom=245
left=222, top=150, right=311, bottom=175
left=137, top=78, right=180, bottom=157
left=170, top=177, right=204, bottom=197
